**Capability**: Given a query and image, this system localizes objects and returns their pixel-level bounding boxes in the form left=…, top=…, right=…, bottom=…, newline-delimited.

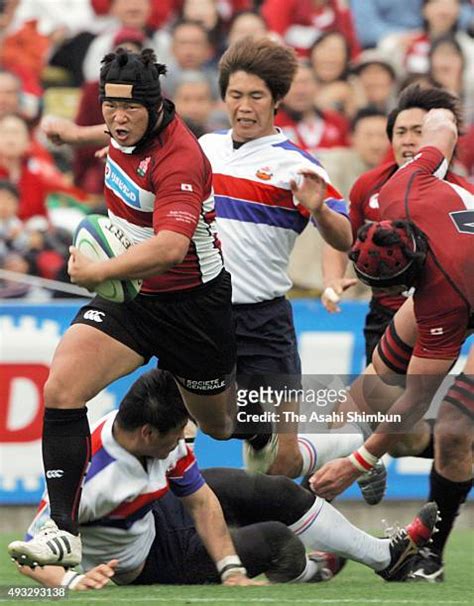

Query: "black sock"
left=428, top=465, right=472, bottom=557
left=42, top=407, right=91, bottom=535
left=231, top=400, right=272, bottom=450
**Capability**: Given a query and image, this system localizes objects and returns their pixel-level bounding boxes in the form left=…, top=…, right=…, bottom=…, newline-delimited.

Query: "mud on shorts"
left=71, top=270, right=236, bottom=395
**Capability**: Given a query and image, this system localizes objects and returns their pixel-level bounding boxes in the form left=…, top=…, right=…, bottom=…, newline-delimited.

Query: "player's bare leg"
left=267, top=399, right=302, bottom=477
left=9, top=324, right=144, bottom=567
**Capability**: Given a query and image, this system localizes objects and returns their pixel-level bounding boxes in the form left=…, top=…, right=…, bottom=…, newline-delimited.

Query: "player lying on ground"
left=9, top=370, right=438, bottom=588
left=311, top=107, right=473, bottom=581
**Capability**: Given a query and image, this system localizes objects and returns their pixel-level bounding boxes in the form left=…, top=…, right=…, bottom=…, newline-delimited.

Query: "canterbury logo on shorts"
left=46, top=470, right=64, bottom=479
left=83, top=310, right=105, bottom=323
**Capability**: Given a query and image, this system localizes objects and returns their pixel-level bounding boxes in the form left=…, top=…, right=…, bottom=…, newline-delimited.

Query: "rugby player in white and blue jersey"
left=199, top=37, right=368, bottom=482
left=11, top=370, right=439, bottom=589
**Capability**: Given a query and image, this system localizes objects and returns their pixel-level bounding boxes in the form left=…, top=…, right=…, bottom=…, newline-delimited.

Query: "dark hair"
left=386, top=84, right=462, bottom=141
left=422, top=0, right=460, bottom=34
left=429, top=33, right=465, bottom=68
left=115, top=370, right=188, bottom=434
left=310, top=31, right=350, bottom=81
left=171, top=18, right=210, bottom=43
left=351, top=106, right=387, bottom=132
left=218, top=36, right=297, bottom=101
left=0, top=179, right=19, bottom=199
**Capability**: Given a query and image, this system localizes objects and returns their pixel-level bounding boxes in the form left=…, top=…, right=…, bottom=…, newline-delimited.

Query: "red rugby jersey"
left=378, top=146, right=474, bottom=359
left=104, top=109, right=222, bottom=294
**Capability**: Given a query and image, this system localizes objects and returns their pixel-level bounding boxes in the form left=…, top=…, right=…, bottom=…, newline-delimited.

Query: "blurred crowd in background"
left=0, top=0, right=473, bottom=299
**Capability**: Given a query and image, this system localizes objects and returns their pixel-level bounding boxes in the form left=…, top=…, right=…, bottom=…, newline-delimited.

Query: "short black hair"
left=429, top=33, right=465, bottom=68
left=172, top=18, right=210, bottom=43
left=0, top=179, right=19, bottom=199
left=386, top=84, right=462, bottom=141
left=351, top=106, right=387, bottom=132
left=115, top=369, right=188, bottom=434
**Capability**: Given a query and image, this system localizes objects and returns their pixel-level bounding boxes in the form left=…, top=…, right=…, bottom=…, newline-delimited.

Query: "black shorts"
left=132, top=471, right=306, bottom=585
left=131, top=492, right=220, bottom=585
left=363, top=298, right=397, bottom=365
left=233, top=297, right=302, bottom=391
left=71, top=270, right=236, bottom=394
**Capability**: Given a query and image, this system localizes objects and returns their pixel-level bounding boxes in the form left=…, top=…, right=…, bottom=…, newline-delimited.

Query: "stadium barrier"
left=0, top=299, right=471, bottom=504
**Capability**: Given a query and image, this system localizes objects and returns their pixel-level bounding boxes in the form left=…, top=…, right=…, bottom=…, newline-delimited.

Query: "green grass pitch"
left=0, top=531, right=472, bottom=606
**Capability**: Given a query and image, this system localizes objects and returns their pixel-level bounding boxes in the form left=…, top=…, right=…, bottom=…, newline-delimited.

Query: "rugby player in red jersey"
left=5, top=49, right=263, bottom=578
left=312, top=102, right=473, bottom=582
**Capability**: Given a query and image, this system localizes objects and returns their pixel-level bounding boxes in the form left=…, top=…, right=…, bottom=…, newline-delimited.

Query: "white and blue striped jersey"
left=199, top=129, right=348, bottom=304
left=26, top=411, right=205, bottom=575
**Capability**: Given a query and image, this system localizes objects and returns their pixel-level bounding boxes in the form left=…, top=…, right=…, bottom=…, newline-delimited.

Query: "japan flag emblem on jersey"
left=181, top=183, right=193, bottom=191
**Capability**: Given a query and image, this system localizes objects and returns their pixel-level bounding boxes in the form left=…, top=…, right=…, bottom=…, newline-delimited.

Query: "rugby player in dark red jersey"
left=7, top=49, right=265, bottom=576
left=314, top=86, right=471, bottom=506
left=311, top=104, right=473, bottom=582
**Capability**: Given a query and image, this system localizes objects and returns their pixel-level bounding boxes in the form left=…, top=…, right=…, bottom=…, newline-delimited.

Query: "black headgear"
left=99, top=48, right=167, bottom=148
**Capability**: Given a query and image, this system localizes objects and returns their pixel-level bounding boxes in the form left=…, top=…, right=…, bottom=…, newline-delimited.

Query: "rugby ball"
left=73, top=214, right=142, bottom=303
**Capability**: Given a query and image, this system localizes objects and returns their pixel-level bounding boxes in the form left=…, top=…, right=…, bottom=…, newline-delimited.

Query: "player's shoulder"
left=272, top=136, right=322, bottom=167
left=150, top=115, right=211, bottom=175
left=352, top=162, right=398, bottom=192
left=446, top=170, right=474, bottom=194
left=198, top=129, right=230, bottom=153
left=349, top=162, right=397, bottom=208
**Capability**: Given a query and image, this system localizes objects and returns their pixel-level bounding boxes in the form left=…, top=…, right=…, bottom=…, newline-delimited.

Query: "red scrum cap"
left=349, top=220, right=428, bottom=289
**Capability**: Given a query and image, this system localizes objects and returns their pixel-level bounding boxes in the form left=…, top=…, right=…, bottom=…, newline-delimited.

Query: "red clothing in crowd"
left=91, top=0, right=251, bottom=30
left=275, top=107, right=350, bottom=155
left=0, top=156, right=88, bottom=221
left=91, top=0, right=181, bottom=30
left=261, top=0, right=360, bottom=58
left=73, top=80, right=104, bottom=194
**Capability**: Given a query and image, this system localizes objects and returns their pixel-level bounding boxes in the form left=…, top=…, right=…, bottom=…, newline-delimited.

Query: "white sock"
left=298, top=425, right=364, bottom=476
left=289, top=497, right=391, bottom=571
left=289, top=557, right=319, bottom=583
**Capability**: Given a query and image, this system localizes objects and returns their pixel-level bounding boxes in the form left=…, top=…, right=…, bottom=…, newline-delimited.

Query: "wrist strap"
left=349, top=445, right=378, bottom=472
left=216, top=555, right=247, bottom=581
left=216, top=555, right=242, bottom=574
left=60, top=570, right=85, bottom=590
left=220, top=565, right=248, bottom=582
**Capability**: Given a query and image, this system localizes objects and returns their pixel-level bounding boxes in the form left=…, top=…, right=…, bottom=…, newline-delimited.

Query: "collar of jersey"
left=228, top=127, right=286, bottom=150
left=110, top=138, right=136, bottom=155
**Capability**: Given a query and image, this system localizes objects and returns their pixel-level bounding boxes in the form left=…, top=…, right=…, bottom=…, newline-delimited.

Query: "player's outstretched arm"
left=310, top=354, right=455, bottom=499
left=321, top=243, right=356, bottom=313
left=16, top=560, right=118, bottom=590
left=420, top=109, right=458, bottom=161
left=41, top=116, right=110, bottom=148
left=181, top=484, right=265, bottom=586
